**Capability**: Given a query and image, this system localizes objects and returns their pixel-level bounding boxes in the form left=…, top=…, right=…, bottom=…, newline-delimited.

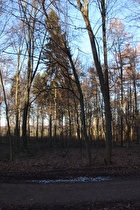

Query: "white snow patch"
left=28, top=176, right=111, bottom=184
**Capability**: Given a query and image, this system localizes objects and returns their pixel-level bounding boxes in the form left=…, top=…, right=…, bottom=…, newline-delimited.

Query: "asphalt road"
left=0, top=178, right=140, bottom=208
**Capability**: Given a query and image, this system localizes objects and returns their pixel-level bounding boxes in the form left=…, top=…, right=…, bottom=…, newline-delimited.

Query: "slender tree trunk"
left=94, top=85, right=99, bottom=148
left=60, top=111, right=63, bottom=145
left=15, top=53, right=20, bottom=149
left=74, top=99, right=82, bottom=157
left=67, top=50, right=91, bottom=164
left=49, top=114, right=52, bottom=139
left=133, top=74, right=139, bottom=143
left=0, top=82, right=1, bottom=136
left=22, top=86, right=30, bottom=150
left=41, top=106, right=44, bottom=139
left=101, top=0, right=112, bottom=163
left=54, top=86, right=57, bottom=142
left=0, top=70, right=13, bottom=161
left=36, top=107, right=39, bottom=138
left=67, top=90, right=72, bottom=137
left=120, top=54, right=124, bottom=147
left=129, top=81, right=133, bottom=142
left=19, top=102, right=21, bottom=137
left=22, top=18, right=32, bottom=150
left=27, top=109, right=30, bottom=138
left=49, top=100, right=52, bottom=141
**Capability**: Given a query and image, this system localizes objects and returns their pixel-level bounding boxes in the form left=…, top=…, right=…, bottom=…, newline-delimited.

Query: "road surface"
left=0, top=177, right=140, bottom=209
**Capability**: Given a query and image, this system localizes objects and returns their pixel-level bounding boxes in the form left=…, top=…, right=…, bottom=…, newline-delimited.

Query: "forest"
left=0, top=0, right=140, bottom=165
left=0, top=1, right=140, bottom=209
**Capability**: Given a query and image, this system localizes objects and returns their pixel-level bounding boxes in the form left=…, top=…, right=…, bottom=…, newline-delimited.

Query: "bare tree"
left=76, top=0, right=112, bottom=164
left=17, top=0, right=46, bottom=149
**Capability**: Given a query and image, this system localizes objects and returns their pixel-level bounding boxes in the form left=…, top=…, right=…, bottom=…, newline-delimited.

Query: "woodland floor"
left=0, top=137, right=140, bottom=209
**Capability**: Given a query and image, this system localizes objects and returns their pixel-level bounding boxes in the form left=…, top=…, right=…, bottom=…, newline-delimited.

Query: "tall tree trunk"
left=133, top=73, right=139, bottom=143
left=49, top=114, right=52, bottom=139
left=0, top=82, right=1, bottom=136
left=74, top=98, right=82, bottom=157
left=49, top=100, right=52, bottom=141
left=41, top=106, right=44, bottom=139
left=67, top=90, right=72, bottom=137
left=61, top=111, right=64, bottom=140
left=101, top=0, right=112, bottom=163
left=22, top=17, right=32, bottom=150
left=67, top=50, right=91, bottom=164
left=54, top=86, right=57, bottom=142
left=120, top=52, right=124, bottom=147
left=22, top=86, right=30, bottom=150
left=15, top=53, right=20, bottom=149
left=27, top=108, right=30, bottom=138
left=94, top=85, right=99, bottom=148
left=77, top=0, right=112, bottom=164
left=125, top=100, right=131, bottom=148
left=0, top=70, right=13, bottom=161
left=36, top=106, right=39, bottom=138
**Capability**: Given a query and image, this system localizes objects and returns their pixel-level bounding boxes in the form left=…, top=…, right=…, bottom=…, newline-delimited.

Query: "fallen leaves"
left=0, top=143, right=140, bottom=182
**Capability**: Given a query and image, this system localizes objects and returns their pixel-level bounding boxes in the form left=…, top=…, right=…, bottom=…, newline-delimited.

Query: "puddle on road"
left=27, top=176, right=111, bottom=184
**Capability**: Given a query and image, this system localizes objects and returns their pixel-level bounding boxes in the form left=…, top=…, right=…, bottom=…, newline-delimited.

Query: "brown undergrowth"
left=0, top=140, right=140, bottom=181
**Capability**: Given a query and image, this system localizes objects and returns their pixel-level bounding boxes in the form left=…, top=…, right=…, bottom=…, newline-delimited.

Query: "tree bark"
left=22, top=82, right=30, bottom=150
left=94, top=85, right=99, bottom=148
left=133, top=72, right=139, bottom=143
left=0, top=70, right=13, bottom=161
left=101, top=0, right=112, bottom=164
left=119, top=49, right=124, bottom=147
left=67, top=49, right=91, bottom=164
left=54, top=85, right=57, bottom=142
left=15, top=53, right=20, bottom=149
left=36, top=107, right=39, bottom=138
left=77, top=0, right=112, bottom=164
left=67, top=90, right=72, bottom=137
left=41, top=106, right=44, bottom=139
